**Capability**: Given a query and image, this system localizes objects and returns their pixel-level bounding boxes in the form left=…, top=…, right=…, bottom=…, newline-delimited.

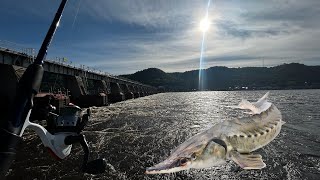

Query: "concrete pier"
left=138, top=86, right=145, bottom=97
left=109, top=82, right=125, bottom=103
left=66, top=76, right=87, bottom=98
left=121, top=84, right=134, bottom=99
left=0, top=64, right=22, bottom=120
left=132, top=86, right=140, bottom=98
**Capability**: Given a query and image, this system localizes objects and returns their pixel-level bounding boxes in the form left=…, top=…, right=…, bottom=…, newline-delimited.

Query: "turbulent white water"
left=7, top=90, right=320, bottom=180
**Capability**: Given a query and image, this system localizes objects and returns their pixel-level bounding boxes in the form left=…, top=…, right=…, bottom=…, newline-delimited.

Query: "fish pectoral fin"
left=230, top=151, right=266, bottom=170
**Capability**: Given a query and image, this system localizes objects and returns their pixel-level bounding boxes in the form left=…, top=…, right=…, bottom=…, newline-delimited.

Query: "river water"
left=7, top=90, right=320, bottom=180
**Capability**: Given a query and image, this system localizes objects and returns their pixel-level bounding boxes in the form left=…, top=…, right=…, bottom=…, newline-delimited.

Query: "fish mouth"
left=145, top=159, right=189, bottom=174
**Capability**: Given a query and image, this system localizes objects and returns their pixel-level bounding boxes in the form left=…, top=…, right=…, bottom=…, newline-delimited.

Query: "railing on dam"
left=0, top=40, right=36, bottom=58
left=0, top=47, right=154, bottom=86
left=0, top=40, right=154, bottom=88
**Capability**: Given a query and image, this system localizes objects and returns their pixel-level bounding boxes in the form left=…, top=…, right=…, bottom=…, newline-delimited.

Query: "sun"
left=199, top=18, right=210, bottom=32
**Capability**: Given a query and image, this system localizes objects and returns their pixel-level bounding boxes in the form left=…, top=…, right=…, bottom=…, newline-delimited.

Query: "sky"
left=1, top=0, right=320, bottom=75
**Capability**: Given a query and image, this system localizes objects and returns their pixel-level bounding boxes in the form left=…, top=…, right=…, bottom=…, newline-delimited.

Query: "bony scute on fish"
left=145, top=92, right=285, bottom=174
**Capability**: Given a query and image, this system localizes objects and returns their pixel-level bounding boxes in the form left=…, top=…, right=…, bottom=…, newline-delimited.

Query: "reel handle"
left=64, top=134, right=89, bottom=170
left=64, top=134, right=106, bottom=174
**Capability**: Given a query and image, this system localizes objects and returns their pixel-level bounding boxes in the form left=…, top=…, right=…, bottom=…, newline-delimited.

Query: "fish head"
left=145, top=138, right=227, bottom=174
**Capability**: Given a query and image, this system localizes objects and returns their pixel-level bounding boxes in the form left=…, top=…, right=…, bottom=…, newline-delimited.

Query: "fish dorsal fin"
left=254, top=92, right=269, bottom=107
left=238, top=99, right=260, bottom=114
left=237, top=92, right=271, bottom=115
left=229, top=151, right=266, bottom=169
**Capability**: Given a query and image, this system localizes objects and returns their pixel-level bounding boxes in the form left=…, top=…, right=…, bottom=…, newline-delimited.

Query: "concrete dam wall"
left=0, top=48, right=158, bottom=114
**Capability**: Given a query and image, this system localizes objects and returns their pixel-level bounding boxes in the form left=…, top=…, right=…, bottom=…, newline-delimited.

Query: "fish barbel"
left=146, top=92, right=285, bottom=174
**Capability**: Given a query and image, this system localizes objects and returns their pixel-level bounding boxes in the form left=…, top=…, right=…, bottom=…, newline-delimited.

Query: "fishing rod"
left=0, top=0, right=106, bottom=178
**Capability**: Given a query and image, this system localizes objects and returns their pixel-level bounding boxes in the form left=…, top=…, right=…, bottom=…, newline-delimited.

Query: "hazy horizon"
left=122, top=62, right=316, bottom=75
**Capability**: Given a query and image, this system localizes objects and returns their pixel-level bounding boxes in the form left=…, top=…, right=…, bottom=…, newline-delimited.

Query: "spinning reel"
left=23, top=103, right=106, bottom=174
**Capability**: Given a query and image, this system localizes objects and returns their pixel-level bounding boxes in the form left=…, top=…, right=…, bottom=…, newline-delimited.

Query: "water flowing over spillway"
left=7, top=90, right=320, bottom=180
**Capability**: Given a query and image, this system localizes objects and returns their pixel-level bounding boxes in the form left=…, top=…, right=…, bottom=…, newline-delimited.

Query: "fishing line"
left=71, top=0, right=82, bottom=30
left=65, top=0, right=83, bottom=52
left=57, top=0, right=83, bottom=92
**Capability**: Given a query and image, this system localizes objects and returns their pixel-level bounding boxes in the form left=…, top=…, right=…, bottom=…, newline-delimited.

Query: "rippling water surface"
left=7, top=90, right=320, bottom=180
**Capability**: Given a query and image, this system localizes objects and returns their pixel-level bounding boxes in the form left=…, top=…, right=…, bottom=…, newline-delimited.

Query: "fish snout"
left=145, top=157, right=190, bottom=174
left=145, top=166, right=162, bottom=174
left=145, top=161, right=174, bottom=174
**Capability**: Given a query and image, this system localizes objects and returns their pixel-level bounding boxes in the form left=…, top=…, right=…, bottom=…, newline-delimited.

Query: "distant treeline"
left=121, top=63, right=320, bottom=91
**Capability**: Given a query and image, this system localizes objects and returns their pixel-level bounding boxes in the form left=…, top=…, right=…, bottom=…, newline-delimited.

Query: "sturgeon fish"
left=146, top=92, right=285, bottom=174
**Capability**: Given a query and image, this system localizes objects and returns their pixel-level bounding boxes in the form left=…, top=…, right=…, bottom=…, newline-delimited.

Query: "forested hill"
left=120, top=63, right=320, bottom=91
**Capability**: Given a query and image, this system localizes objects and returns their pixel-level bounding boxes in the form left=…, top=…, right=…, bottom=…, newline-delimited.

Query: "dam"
left=0, top=44, right=158, bottom=119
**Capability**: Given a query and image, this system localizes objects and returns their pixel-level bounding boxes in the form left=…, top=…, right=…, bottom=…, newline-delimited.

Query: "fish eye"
left=191, top=153, right=197, bottom=160
left=179, top=158, right=188, bottom=166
